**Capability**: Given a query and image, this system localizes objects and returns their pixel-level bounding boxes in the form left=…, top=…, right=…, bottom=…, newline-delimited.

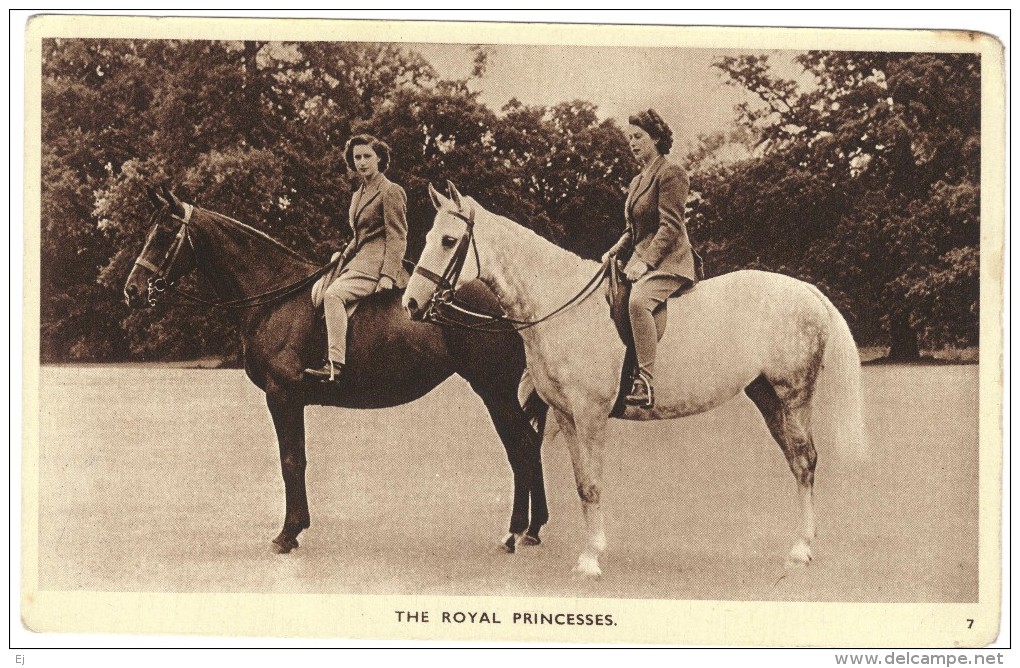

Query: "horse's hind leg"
left=475, top=390, right=548, bottom=551
left=521, top=389, right=550, bottom=540
left=525, top=422, right=549, bottom=541
left=266, top=393, right=310, bottom=554
left=745, top=376, right=817, bottom=567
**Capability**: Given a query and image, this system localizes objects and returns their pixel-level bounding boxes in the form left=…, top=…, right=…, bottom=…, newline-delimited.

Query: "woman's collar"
left=641, top=154, right=665, bottom=177
left=360, top=172, right=386, bottom=191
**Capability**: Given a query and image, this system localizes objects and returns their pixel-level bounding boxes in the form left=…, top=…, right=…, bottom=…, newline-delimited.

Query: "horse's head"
left=123, top=185, right=197, bottom=308
left=403, top=181, right=480, bottom=321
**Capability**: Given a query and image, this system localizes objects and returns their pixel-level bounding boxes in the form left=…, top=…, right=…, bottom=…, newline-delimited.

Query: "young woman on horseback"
left=304, top=134, right=410, bottom=384
left=602, top=109, right=700, bottom=408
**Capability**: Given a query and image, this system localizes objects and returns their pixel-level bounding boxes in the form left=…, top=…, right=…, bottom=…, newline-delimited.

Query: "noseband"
left=412, top=207, right=480, bottom=321
left=136, top=203, right=194, bottom=306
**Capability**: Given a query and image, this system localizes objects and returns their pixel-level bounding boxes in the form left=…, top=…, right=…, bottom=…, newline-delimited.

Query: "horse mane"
left=200, top=208, right=317, bottom=267
left=460, top=196, right=593, bottom=267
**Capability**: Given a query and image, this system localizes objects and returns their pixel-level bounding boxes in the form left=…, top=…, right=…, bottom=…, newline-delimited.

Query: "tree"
left=41, top=38, right=637, bottom=362
left=697, top=51, right=981, bottom=357
left=47, top=39, right=442, bottom=361
left=40, top=39, right=159, bottom=360
left=487, top=99, right=636, bottom=257
left=368, top=89, right=635, bottom=263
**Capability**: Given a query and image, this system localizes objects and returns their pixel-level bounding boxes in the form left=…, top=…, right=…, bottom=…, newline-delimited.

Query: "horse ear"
left=146, top=185, right=167, bottom=210
left=427, top=183, right=445, bottom=210
left=161, top=184, right=186, bottom=219
left=446, top=181, right=463, bottom=209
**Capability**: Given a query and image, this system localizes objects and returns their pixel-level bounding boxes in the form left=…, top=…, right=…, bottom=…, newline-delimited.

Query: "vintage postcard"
left=18, top=12, right=1006, bottom=649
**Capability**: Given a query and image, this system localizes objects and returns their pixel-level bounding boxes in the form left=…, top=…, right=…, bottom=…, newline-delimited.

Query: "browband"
left=171, top=202, right=194, bottom=225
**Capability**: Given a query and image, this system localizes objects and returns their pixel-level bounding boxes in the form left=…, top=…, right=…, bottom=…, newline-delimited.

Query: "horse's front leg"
left=556, top=408, right=608, bottom=577
left=266, top=392, right=309, bottom=553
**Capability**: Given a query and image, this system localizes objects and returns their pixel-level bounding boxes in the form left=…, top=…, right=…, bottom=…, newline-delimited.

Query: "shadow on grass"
left=862, top=356, right=979, bottom=366
left=859, top=346, right=979, bottom=366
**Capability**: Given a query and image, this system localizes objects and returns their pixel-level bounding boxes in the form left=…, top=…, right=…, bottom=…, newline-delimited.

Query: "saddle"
left=605, top=259, right=696, bottom=417
left=310, top=251, right=348, bottom=309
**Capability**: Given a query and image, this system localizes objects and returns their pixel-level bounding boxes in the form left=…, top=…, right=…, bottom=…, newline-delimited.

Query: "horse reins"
left=141, top=203, right=341, bottom=310
left=414, top=207, right=610, bottom=332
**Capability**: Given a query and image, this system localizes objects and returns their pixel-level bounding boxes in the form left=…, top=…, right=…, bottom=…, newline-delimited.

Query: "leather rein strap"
left=142, top=203, right=341, bottom=310
left=415, top=207, right=609, bottom=332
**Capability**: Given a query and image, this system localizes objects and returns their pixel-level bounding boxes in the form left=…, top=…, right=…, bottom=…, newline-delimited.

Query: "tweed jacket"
left=343, top=173, right=410, bottom=288
left=609, top=155, right=698, bottom=282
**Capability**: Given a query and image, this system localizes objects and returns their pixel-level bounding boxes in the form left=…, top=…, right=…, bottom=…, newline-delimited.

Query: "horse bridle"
left=411, top=206, right=480, bottom=322
left=135, top=203, right=195, bottom=306
left=135, top=202, right=342, bottom=310
left=412, top=204, right=609, bottom=332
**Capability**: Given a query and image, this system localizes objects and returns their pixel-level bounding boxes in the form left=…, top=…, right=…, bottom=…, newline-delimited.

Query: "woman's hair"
left=628, top=109, right=673, bottom=155
left=344, top=134, right=392, bottom=173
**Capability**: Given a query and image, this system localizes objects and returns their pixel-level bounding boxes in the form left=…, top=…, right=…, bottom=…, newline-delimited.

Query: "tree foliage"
left=40, top=42, right=979, bottom=362
left=40, top=39, right=636, bottom=362
left=693, top=51, right=980, bottom=355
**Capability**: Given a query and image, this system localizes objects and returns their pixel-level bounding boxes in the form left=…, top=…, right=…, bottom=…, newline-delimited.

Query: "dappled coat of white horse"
left=404, top=183, right=867, bottom=577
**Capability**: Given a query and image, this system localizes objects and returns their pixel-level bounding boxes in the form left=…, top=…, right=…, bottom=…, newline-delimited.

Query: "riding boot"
left=302, top=360, right=344, bottom=384
left=625, top=369, right=654, bottom=408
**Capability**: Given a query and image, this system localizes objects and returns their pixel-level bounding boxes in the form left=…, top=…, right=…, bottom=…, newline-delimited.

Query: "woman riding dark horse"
left=123, top=185, right=548, bottom=554
left=304, top=134, right=409, bottom=384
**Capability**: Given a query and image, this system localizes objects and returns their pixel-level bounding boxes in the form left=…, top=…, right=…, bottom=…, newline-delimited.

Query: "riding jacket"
left=608, top=155, right=699, bottom=283
left=344, top=173, right=410, bottom=288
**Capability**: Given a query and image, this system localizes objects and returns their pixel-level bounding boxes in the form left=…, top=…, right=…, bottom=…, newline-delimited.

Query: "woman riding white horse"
left=603, top=109, right=701, bottom=408
left=403, top=182, right=866, bottom=577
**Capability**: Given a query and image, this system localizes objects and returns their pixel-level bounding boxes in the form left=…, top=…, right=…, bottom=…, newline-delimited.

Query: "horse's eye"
left=441, top=235, right=458, bottom=249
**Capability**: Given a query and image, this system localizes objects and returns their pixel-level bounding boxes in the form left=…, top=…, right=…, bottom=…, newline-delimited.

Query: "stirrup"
left=625, top=371, right=654, bottom=408
left=302, top=361, right=343, bottom=384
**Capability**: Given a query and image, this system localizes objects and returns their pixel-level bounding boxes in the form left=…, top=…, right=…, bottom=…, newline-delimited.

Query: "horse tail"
left=809, top=286, right=869, bottom=459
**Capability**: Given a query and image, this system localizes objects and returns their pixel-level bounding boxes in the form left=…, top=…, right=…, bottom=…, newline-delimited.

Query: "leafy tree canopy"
left=41, top=39, right=636, bottom=361
left=692, top=51, right=980, bottom=355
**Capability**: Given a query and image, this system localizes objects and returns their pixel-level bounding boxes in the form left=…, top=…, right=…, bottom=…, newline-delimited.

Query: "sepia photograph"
left=16, top=10, right=1006, bottom=651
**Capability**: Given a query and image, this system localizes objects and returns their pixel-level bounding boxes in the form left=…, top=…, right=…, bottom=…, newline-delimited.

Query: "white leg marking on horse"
left=786, top=539, right=813, bottom=568
left=501, top=532, right=519, bottom=552
left=410, top=201, right=861, bottom=575
left=575, top=553, right=603, bottom=578
left=516, top=533, right=540, bottom=547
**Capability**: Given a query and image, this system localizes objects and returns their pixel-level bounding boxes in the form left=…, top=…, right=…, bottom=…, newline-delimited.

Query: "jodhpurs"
left=323, top=272, right=378, bottom=364
left=629, top=272, right=693, bottom=378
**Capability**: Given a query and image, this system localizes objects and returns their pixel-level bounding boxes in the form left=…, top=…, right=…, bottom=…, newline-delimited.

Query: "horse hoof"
left=518, top=533, right=541, bottom=547
left=501, top=533, right=518, bottom=553
left=573, top=555, right=602, bottom=578
left=272, top=535, right=299, bottom=554
left=785, top=542, right=812, bottom=568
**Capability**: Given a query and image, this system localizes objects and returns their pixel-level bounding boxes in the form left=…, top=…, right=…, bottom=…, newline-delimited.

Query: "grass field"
left=35, top=364, right=979, bottom=602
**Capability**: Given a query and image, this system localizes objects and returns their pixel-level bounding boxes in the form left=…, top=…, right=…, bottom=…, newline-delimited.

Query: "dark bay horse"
left=123, top=187, right=548, bottom=554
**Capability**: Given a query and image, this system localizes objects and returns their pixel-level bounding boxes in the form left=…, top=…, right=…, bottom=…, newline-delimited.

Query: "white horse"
left=404, top=182, right=867, bottom=577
